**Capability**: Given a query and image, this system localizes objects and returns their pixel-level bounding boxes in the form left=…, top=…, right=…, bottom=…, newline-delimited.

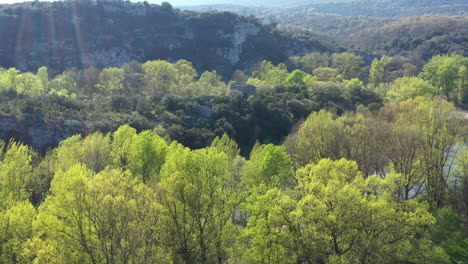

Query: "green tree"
left=158, top=146, right=238, bottom=263
left=285, top=69, right=314, bottom=86
left=429, top=207, right=468, bottom=263
left=242, top=144, right=293, bottom=190
left=339, top=113, right=389, bottom=177
left=0, top=141, right=35, bottom=210
left=455, top=147, right=468, bottom=235
left=293, top=159, right=444, bottom=263
left=422, top=54, right=467, bottom=101
left=231, top=70, right=248, bottom=83
left=36, top=66, right=49, bottom=92
left=385, top=122, right=425, bottom=200
left=293, top=110, right=346, bottom=167
left=211, top=133, right=240, bottom=160
left=82, top=67, right=101, bottom=95
left=263, top=66, right=289, bottom=86
left=111, top=125, right=137, bottom=169
left=52, top=132, right=112, bottom=174
left=174, top=59, right=197, bottom=89
left=251, top=61, right=275, bottom=80
left=396, top=97, right=464, bottom=205
left=380, top=55, right=396, bottom=85
left=299, top=52, right=331, bottom=73
left=386, top=76, right=436, bottom=102
left=342, top=78, right=366, bottom=102
left=142, top=60, right=178, bottom=97
left=249, top=62, right=289, bottom=87
left=312, top=67, right=339, bottom=82
left=128, top=130, right=168, bottom=184
left=331, top=52, right=364, bottom=80
left=33, top=165, right=94, bottom=263
left=80, top=132, right=113, bottom=173
left=458, top=65, right=468, bottom=105
left=48, top=70, right=79, bottom=98
left=241, top=188, right=296, bottom=264
left=32, top=165, right=170, bottom=264
left=242, top=159, right=445, bottom=263
left=96, top=67, right=125, bottom=92
left=193, top=70, right=227, bottom=97
left=369, top=58, right=384, bottom=88
left=0, top=201, right=36, bottom=264
left=0, top=68, right=19, bottom=94
left=15, top=72, right=45, bottom=97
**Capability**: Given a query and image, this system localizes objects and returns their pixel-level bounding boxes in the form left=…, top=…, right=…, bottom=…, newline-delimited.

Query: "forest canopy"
left=0, top=1, right=467, bottom=263
left=0, top=53, right=466, bottom=153
left=1, top=95, right=468, bottom=263
left=0, top=51, right=467, bottom=263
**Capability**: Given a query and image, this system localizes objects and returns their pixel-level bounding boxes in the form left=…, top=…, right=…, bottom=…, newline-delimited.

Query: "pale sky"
left=0, top=0, right=247, bottom=6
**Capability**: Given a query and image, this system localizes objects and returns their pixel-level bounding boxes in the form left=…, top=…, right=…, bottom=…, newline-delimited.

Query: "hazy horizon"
left=0, top=0, right=292, bottom=6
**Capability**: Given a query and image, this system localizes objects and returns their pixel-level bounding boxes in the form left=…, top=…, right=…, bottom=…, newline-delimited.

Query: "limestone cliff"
left=0, top=0, right=340, bottom=77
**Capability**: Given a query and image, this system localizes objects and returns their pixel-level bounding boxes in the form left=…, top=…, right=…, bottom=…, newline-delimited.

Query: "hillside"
left=0, top=1, right=468, bottom=263
left=277, top=15, right=468, bottom=62
left=181, top=0, right=468, bottom=17
left=341, top=16, right=468, bottom=61
left=0, top=0, right=339, bottom=77
left=305, top=0, right=468, bottom=17
left=185, top=4, right=468, bottom=63
left=173, top=0, right=344, bottom=7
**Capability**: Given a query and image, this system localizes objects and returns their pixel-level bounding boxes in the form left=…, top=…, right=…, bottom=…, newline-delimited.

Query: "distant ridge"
left=0, top=0, right=341, bottom=76
left=180, top=0, right=468, bottom=17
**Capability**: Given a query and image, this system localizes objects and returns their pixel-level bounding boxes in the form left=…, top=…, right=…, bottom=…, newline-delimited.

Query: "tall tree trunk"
left=463, top=178, right=468, bottom=236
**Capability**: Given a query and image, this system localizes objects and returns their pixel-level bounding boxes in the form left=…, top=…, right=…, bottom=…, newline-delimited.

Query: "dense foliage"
left=281, top=15, right=468, bottom=62
left=0, top=53, right=377, bottom=153
left=0, top=53, right=466, bottom=263
left=340, top=16, right=467, bottom=62
left=1, top=53, right=467, bottom=153
left=1, top=94, right=467, bottom=263
left=0, top=1, right=467, bottom=263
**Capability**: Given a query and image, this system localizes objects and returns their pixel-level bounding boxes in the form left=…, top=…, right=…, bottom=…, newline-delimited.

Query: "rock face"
left=0, top=117, right=88, bottom=152
left=0, top=1, right=340, bottom=77
left=217, top=23, right=261, bottom=64
left=196, top=105, right=213, bottom=118
left=231, top=83, right=257, bottom=96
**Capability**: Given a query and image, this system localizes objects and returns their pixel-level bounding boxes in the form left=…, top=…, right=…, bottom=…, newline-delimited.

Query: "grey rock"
left=0, top=117, right=88, bottom=151
left=230, top=82, right=257, bottom=96
left=196, top=105, right=213, bottom=118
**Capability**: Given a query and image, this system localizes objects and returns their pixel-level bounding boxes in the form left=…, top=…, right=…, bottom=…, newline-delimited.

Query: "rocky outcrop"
left=0, top=117, right=88, bottom=151
left=217, top=23, right=261, bottom=64
left=231, top=83, right=257, bottom=96
left=0, top=1, right=340, bottom=77
left=196, top=105, right=213, bottom=118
